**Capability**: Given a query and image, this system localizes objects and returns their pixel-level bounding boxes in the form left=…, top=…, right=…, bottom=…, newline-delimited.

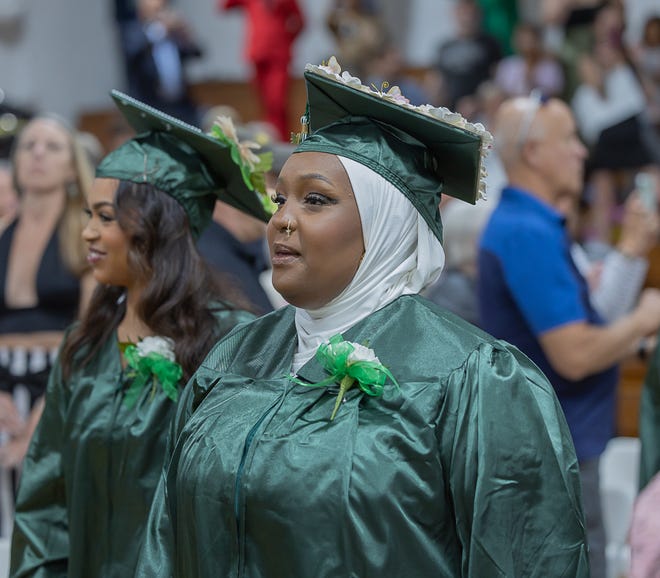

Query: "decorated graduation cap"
left=293, top=57, right=493, bottom=241
left=96, top=90, right=273, bottom=238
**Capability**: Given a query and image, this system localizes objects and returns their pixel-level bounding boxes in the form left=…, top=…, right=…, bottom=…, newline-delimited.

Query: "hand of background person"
left=158, top=9, right=190, bottom=37
left=577, top=54, right=603, bottom=89
left=0, top=391, right=24, bottom=435
left=617, top=193, right=660, bottom=259
left=0, top=429, right=31, bottom=469
left=584, top=261, right=604, bottom=293
left=633, top=288, right=660, bottom=337
left=0, top=396, right=44, bottom=470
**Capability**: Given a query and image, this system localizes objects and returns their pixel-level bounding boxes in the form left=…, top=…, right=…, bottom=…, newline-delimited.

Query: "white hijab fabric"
left=292, top=156, right=446, bottom=372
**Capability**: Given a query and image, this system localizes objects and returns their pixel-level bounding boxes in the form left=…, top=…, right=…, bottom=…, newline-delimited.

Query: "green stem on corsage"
left=330, top=375, right=355, bottom=421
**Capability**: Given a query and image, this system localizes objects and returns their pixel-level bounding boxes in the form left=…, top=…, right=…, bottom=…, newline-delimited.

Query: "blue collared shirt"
left=478, top=186, right=618, bottom=461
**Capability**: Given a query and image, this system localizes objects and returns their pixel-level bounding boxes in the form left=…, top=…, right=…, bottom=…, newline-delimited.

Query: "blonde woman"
left=0, top=115, right=95, bottom=534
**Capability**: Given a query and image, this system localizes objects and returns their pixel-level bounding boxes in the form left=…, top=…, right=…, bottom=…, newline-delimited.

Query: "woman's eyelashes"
left=99, top=212, right=115, bottom=223
left=305, top=192, right=336, bottom=206
left=82, top=207, right=116, bottom=223
left=271, top=191, right=337, bottom=208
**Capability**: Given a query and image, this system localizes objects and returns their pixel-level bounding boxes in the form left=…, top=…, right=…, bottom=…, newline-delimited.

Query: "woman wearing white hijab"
left=291, top=155, right=445, bottom=373
left=136, top=60, right=589, bottom=577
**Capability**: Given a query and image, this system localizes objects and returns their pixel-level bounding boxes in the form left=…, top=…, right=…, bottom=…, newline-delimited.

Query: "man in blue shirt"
left=478, top=95, right=660, bottom=578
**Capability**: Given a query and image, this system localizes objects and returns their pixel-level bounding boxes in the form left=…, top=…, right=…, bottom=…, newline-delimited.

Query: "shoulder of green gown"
left=198, top=295, right=549, bottom=389
left=209, top=300, right=258, bottom=329
left=339, top=294, right=555, bottom=392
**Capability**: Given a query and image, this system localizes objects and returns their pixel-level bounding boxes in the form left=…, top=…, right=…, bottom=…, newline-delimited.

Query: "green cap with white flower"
left=96, top=90, right=273, bottom=238
left=293, top=57, right=493, bottom=242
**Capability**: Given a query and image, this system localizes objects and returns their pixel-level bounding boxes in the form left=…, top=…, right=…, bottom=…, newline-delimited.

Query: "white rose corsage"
left=123, top=336, right=183, bottom=407
left=292, top=334, right=399, bottom=420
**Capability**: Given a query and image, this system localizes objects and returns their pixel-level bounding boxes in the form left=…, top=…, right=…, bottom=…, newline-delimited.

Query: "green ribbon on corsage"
left=123, top=343, right=183, bottom=408
left=291, top=334, right=399, bottom=420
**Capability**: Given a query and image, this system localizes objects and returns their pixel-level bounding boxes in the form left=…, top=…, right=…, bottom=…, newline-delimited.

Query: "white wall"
left=0, top=0, right=125, bottom=121
left=405, top=0, right=455, bottom=66
left=0, top=0, right=454, bottom=124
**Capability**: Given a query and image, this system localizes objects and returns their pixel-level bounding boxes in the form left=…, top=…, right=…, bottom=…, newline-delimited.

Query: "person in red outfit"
left=221, top=0, right=304, bottom=141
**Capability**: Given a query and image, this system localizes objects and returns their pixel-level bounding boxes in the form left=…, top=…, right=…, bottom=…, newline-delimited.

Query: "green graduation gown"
left=137, top=295, right=589, bottom=577
left=9, top=307, right=254, bottom=578
left=639, top=336, right=660, bottom=490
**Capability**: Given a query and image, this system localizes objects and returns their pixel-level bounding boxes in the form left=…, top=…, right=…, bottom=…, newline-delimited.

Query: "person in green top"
left=9, top=91, right=273, bottom=578
left=135, top=57, right=590, bottom=577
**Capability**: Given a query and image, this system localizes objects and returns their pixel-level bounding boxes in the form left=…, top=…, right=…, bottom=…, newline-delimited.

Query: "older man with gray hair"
left=478, top=94, right=660, bottom=578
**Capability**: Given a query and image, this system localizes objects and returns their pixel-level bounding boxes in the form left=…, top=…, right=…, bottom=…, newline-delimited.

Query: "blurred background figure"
left=201, top=104, right=244, bottom=132
left=196, top=118, right=293, bottom=314
left=0, top=101, right=32, bottom=161
left=197, top=199, right=273, bottom=314
left=0, top=115, right=94, bottom=537
left=560, top=187, right=659, bottom=324
left=423, top=200, right=493, bottom=327
left=571, top=2, right=659, bottom=244
left=105, top=109, right=136, bottom=154
left=472, top=81, right=508, bottom=203
left=76, top=131, right=105, bottom=170
left=494, top=22, right=565, bottom=98
left=221, top=0, right=304, bottom=141
left=631, top=15, right=660, bottom=136
left=479, top=94, right=660, bottom=578
left=0, top=162, right=17, bottom=232
left=476, top=0, right=519, bottom=55
left=118, top=0, right=203, bottom=126
left=434, top=0, right=502, bottom=110
left=363, top=42, right=436, bottom=106
left=541, top=0, right=612, bottom=101
left=326, top=0, right=384, bottom=79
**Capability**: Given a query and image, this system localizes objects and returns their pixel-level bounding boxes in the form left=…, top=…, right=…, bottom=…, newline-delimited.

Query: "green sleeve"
left=441, top=343, right=590, bottom=577
left=10, top=359, right=69, bottom=578
left=639, top=338, right=660, bottom=490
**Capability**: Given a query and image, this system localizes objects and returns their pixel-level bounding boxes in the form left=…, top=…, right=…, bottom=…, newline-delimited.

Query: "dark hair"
left=60, top=180, right=238, bottom=381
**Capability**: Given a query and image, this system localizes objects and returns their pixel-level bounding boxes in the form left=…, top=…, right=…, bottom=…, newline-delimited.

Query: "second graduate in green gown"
left=10, top=92, right=273, bottom=578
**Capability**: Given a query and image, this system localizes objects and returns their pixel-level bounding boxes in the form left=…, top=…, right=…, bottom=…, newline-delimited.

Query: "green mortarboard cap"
left=293, top=60, right=492, bottom=241
left=96, top=90, right=271, bottom=238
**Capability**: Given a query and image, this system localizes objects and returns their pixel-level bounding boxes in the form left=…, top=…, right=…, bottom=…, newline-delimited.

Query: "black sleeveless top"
left=0, top=219, right=81, bottom=335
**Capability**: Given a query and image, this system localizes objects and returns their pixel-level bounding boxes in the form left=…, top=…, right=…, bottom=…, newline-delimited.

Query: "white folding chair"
left=0, top=538, right=10, bottom=578
left=599, top=436, right=641, bottom=578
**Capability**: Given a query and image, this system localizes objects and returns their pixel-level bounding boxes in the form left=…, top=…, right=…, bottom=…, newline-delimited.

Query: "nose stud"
left=285, top=219, right=292, bottom=237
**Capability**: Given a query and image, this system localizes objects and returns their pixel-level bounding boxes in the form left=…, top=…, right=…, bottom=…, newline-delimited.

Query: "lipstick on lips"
left=271, top=243, right=299, bottom=265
